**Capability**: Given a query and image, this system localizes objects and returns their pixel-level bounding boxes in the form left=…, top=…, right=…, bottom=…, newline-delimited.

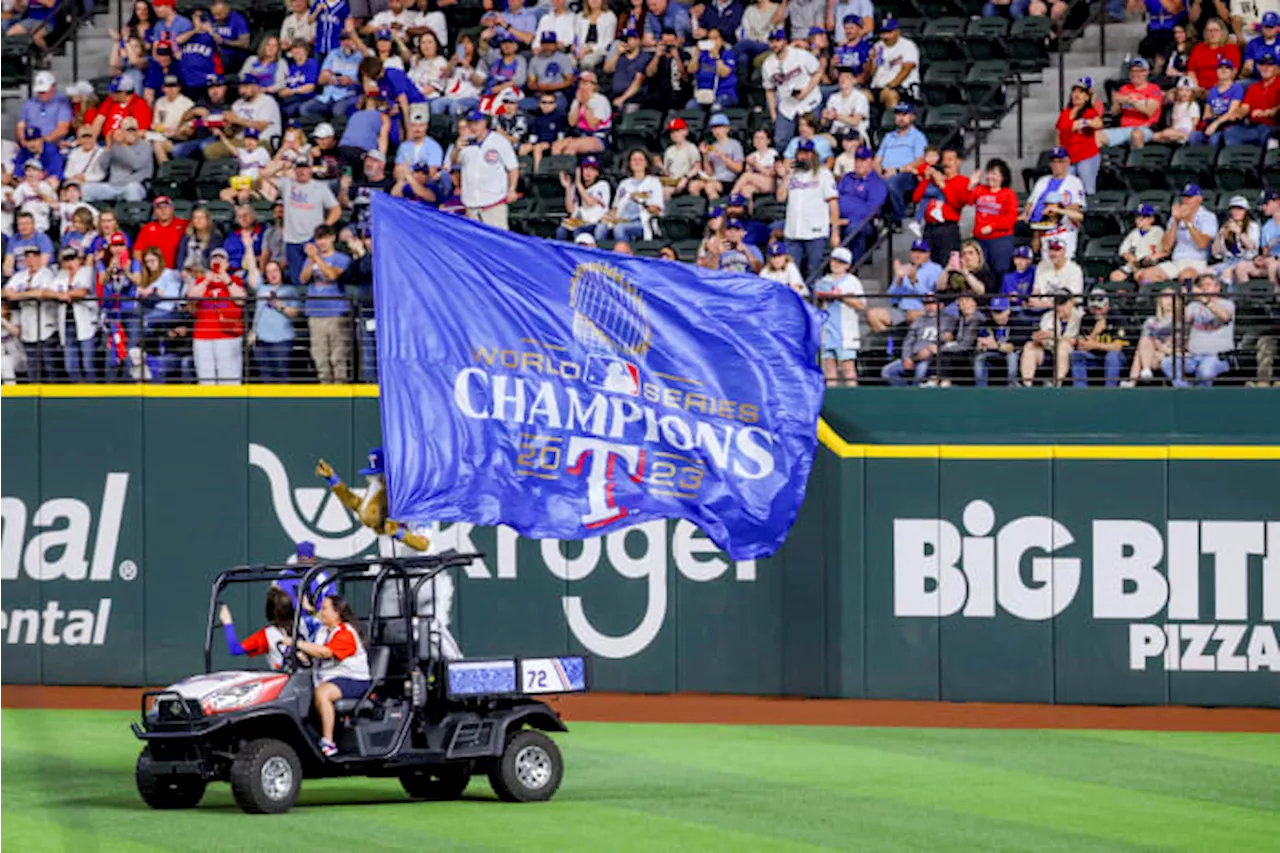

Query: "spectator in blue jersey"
left=151, top=0, right=192, bottom=44
left=866, top=239, right=937, bottom=332
left=480, top=0, right=538, bottom=50
left=16, top=72, right=73, bottom=147
left=487, top=34, right=530, bottom=96
left=176, top=10, right=222, bottom=92
left=836, top=146, right=886, bottom=260
left=1191, top=57, right=1245, bottom=146
left=832, top=17, right=873, bottom=86
left=643, top=0, right=691, bottom=43
left=831, top=0, right=874, bottom=37
left=361, top=56, right=426, bottom=128
left=310, top=0, right=350, bottom=57
left=300, top=30, right=363, bottom=118
left=142, top=41, right=179, bottom=104
left=525, top=32, right=579, bottom=113
left=3, top=212, right=55, bottom=277
left=209, top=0, right=252, bottom=71
left=337, top=92, right=399, bottom=168
left=395, top=104, right=444, bottom=180
left=715, top=217, right=764, bottom=272
left=1244, top=12, right=1280, bottom=79
left=696, top=0, right=743, bottom=45
left=6, top=0, right=61, bottom=51
left=222, top=205, right=265, bottom=273
left=15, top=127, right=65, bottom=185
left=874, top=103, right=927, bottom=225
left=279, top=40, right=321, bottom=117
left=722, top=194, right=769, bottom=248
left=1000, top=244, right=1037, bottom=316
left=689, top=29, right=738, bottom=108
left=1136, top=0, right=1186, bottom=75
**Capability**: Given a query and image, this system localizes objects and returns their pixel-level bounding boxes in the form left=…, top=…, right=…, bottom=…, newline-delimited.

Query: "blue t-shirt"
left=18, top=95, right=72, bottom=139
left=1244, top=36, right=1280, bottom=75
left=717, top=242, right=762, bottom=273
left=396, top=137, right=444, bottom=170
left=143, top=58, right=177, bottom=95
left=212, top=11, right=251, bottom=67
left=1000, top=267, right=1036, bottom=311
left=6, top=232, right=54, bottom=270
left=319, top=48, right=362, bottom=102
left=1205, top=81, right=1245, bottom=120
left=178, top=32, right=220, bottom=89
left=310, top=0, right=350, bottom=55
left=220, top=227, right=264, bottom=271
left=694, top=50, right=737, bottom=104
left=784, top=135, right=834, bottom=161
left=888, top=261, right=940, bottom=312
left=339, top=108, right=393, bottom=151
left=284, top=58, right=321, bottom=93
left=23, top=0, right=61, bottom=24
left=529, top=110, right=566, bottom=143
left=148, top=268, right=185, bottom=313
left=305, top=251, right=352, bottom=317
left=1144, top=0, right=1184, bottom=30
left=1263, top=218, right=1280, bottom=256
left=14, top=144, right=64, bottom=180
left=153, top=14, right=193, bottom=42
left=876, top=127, right=927, bottom=171
left=379, top=66, right=426, bottom=105
left=833, top=38, right=873, bottom=75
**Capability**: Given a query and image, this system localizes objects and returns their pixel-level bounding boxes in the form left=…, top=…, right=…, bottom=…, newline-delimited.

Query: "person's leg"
left=286, top=243, right=308, bottom=286
left=193, top=339, right=216, bottom=384
left=63, top=339, right=83, bottom=383
left=297, top=97, right=331, bottom=118
left=1074, top=154, right=1100, bottom=196
left=881, top=359, right=907, bottom=385
left=1003, top=350, right=1019, bottom=385
left=1103, top=349, right=1126, bottom=387
left=773, top=113, right=798, bottom=152
left=314, top=681, right=341, bottom=745
left=1069, top=349, right=1094, bottom=386
left=913, top=358, right=932, bottom=384
left=309, top=318, right=333, bottom=383
left=973, top=351, right=991, bottom=386
left=982, top=235, right=1015, bottom=280
left=80, top=183, right=123, bottom=203
left=804, top=238, right=826, bottom=281
left=1020, top=343, right=1043, bottom=385
left=331, top=317, right=353, bottom=383
left=215, top=336, right=243, bottom=384
left=1195, top=354, right=1229, bottom=386
left=884, top=173, right=915, bottom=224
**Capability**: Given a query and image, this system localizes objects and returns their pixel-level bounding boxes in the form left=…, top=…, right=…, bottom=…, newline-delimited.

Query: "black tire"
left=229, top=738, right=302, bottom=814
left=488, top=730, right=563, bottom=803
left=136, top=748, right=206, bottom=810
left=400, top=764, right=472, bottom=800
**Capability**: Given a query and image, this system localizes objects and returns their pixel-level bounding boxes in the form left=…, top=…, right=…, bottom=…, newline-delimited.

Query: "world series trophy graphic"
left=315, top=447, right=461, bottom=658
left=570, top=261, right=652, bottom=396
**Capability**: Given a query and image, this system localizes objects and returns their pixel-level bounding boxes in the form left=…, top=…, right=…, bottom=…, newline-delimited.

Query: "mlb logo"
left=584, top=355, right=640, bottom=396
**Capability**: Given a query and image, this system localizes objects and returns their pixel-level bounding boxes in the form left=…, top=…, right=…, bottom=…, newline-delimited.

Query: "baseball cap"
left=842, top=14, right=860, bottom=26
left=153, top=195, right=173, bottom=207
left=767, top=242, right=789, bottom=256
left=1218, top=55, right=1237, bottom=69
left=1229, top=195, right=1250, bottom=209
left=33, top=70, right=55, bottom=93
left=894, top=102, right=915, bottom=114
left=1264, top=11, right=1279, bottom=26
left=1088, top=287, right=1110, bottom=307
left=580, top=155, right=600, bottom=169
left=540, top=31, right=558, bottom=43
left=66, top=80, right=94, bottom=97
left=727, top=193, right=748, bottom=208
left=881, top=17, right=900, bottom=31
left=294, top=156, right=314, bottom=167
left=726, top=217, right=746, bottom=230
left=296, top=541, right=316, bottom=560
left=831, top=247, right=853, bottom=264
left=1261, top=53, right=1279, bottom=66
left=1073, top=76, right=1093, bottom=90
left=206, top=73, right=225, bottom=86
left=574, top=232, right=597, bottom=246
left=109, top=76, right=135, bottom=93
left=666, top=117, right=687, bottom=131
left=465, top=107, right=487, bottom=122
left=1013, top=245, right=1033, bottom=259
left=22, top=160, right=42, bottom=172
left=243, top=127, right=263, bottom=140
left=1182, top=182, right=1203, bottom=196
left=808, top=25, right=826, bottom=37
left=911, top=239, right=930, bottom=253
left=769, top=27, right=787, bottom=40
left=162, top=74, right=180, bottom=87
left=109, top=232, right=128, bottom=246
left=313, top=122, right=335, bottom=139
left=59, top=246, right=80, bottom=261
left=408, top=103, right=430, bottom=123
left=1130, top=57, right=1149, bottom=70
left=1265, top=189, right=1280, bottom=203
left=120, top=117, right=140, bottom=131
left=1051, top=146, right=1069, bottom=159
left=622, top=28, right=638, bottom=39
left=708, top=113, right=730, bottom=128
left=21, top=243, right=42, bottom=254
left=855, top=146, right=873, bottom=159
left=1135, top=203, right=1155, bottom=217
left=707, top=205, right=725, bottom=219
left=796, top=138, right=816, bottom=152
left=153, top=0, right=174, bottom=6
left=989, top=296, right=1011, bottom=311
left=209, top=247, right=230, bottom=260
left=359, top=447, right=385, bottom=476
left=1176, top=75, right=1195, bottom=89
left=366, top=149, right=386, bottom=163
left=22, top=126, right=41, bottom=141
left=376, top=28, right=392, bottom=40
left=1046, top=239, right=1065, bottom=250
left=156, top=41, right=173, bottom=55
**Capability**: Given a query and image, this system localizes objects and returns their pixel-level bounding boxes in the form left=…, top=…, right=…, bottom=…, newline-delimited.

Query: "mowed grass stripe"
left=1065, top=730, right=1280, bottom=768
left=572, top=724, right=1279, bottom=851
left=786, top=726, right=1280, bottom=812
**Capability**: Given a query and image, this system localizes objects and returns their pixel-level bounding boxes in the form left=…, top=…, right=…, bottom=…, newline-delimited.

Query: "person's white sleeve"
left=847, top=275, right=865, bottom=297
left=498, top=136, right=518, bottom=170
left=762, top=57, right=778, bottom=90
left=822, top=169, right=837, bottom=201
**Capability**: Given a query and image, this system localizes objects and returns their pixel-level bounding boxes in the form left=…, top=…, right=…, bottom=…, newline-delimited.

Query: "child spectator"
left=730, top=128, right=779, bottom=201
left=881, top=294, right=951, bottom=386
left=832, top=131, right=859, bottom=177
left=1213, top=196, right=1261, bottom=284
left=1126, top=288, right=1176, bottom=385
left=973, top=296, right=1023, bottom=387
left=217, top=128, right=273, bottom=203
left=521, top=94, right=567, bottom=173
left=662, top=117, right=702, bottom=199
left=1151, top=77, right=1201, bottom=145
left=936, top=292, right=986, bottom=387
left=555, top=156, right=612, bottom=242
left=760, top=242, right=808, bottom=296
left=1111, top=204, right=1166, bottom=284
left=813, top=247, right=865, bottom=387
left=697, top=113, right=744, bottom=200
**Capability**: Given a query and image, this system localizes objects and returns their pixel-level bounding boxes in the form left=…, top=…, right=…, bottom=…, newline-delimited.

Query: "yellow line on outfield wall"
left=5, top=385, right=1279, bottom=460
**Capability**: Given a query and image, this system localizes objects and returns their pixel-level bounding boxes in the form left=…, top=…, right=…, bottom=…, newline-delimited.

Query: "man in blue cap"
left=867, top=238, right=939, bottom=333
left=1244, top=12, right=1280, bottom=78
left=1225, top=52, right=1280, bottom=146
left=836, top=146, right=887, bottom=261
left=1136, top=183, right=1218, bottom=285
left=867, top=17, right=919, bottom=110
left=875, top=102, right=927, bottom=226
left=450, top=107, right=520, bottom=230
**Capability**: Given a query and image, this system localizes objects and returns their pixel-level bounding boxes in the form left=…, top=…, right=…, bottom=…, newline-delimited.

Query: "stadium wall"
left=2, top=387, right=1278, bottom=707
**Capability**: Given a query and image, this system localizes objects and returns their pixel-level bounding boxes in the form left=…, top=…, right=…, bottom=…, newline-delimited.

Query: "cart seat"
left=334, top=645, right=389, bottom=714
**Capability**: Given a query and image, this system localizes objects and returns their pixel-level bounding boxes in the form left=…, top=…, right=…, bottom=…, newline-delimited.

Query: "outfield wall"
left=2, top=388, right=1278, bottom=707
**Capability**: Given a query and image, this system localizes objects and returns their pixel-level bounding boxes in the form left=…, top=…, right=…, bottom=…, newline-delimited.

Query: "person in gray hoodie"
left=937, top=292, right=987, bottom=386
left=81, top=118, right=155, bottom=203
left=881, top=294, right=956, bottom=386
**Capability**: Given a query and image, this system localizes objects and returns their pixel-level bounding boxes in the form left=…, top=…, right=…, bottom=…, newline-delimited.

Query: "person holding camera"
left=1212, top=196, right=1261, bottom=285
left=1161, top=274, right=1236, bottom=386
left=644, top=28, right=693, bottom=114
left=688, top=28, right=738, bottom=108
left=762, top=27, right=823, bottom=150
left=556, top=156, right=613, bottom=242
left=188, top=247, right=246, bottom=384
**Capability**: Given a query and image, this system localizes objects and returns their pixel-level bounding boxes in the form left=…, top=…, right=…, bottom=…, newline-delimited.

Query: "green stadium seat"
left=1167, top=145, right=1215, bottom=192
left=1122, top=145, right=1173, bottom=193
left=1215, top=145, right=1263, bottom=192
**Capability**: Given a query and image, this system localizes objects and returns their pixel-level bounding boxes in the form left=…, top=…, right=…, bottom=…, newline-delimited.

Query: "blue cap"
left=376, top=28, right=392, bottom=40
left=581, top=155, right=600, bottom=168
left=894, top=102, right=915, bottom=114
left=881, top=17, right=899, bottom=32
left=22, top=126, right=41, bottom=140
left=296, top=541, right=316, bottom=560
left=1013, top=245, right=1033, bottom=259
left=1182, top=182, right=1202, bottom=197
left=1050, top=146, right=1069, bottom=159
left=708, top=112, right=730, bottom=127
left=769, top=28, right=787, bottom=41
left=727, top=193, right=748, bottom=207
left=359, top=447, right=385, bottom=476
left=842, top=14, right=859, bottom=26
left=1265, top=189, right=1280, bottom=202
left=855, top=146, right=873, bottom=159
left=808, top=25, right=826, bottom=37
left=1264, top=11, right=1279, bottom=26
left=243, top=127, right=260, bottom=139
left=910, top=239, right=930, bottom=252
left=465, top=108, right=487, bottom=122
left=1130, top=57, right=1149, bottom=70
left=708, top=205, right=725, bottom=219
left=796, top=138, right=816, bottom=152
left=988, top=296, right=1011, bottom=311
left=541, top=30, right=558, bottom=42
left=726, top=217, right=746, bottom=230
left=206, top=73, right=225, bottom=86
left=622, top=27, right=638, bottom=38
left=1135, top=203, right=1155, bottom=217
left=1261, top=53, right=1279, bottom=66
left=1073, top=76, right=1093, bottom=90
left=768, top=242, right=789, bottom=256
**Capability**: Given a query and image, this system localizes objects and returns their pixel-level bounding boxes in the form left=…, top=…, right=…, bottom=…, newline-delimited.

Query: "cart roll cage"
left=203, top=553, right=482, bottom=675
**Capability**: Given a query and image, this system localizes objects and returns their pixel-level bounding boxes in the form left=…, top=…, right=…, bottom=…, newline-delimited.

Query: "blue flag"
left=372, top=194, right=824, bottom=559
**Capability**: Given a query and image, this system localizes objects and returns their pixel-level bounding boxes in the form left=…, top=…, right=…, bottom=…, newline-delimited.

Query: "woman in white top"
left=1214, top=195, right=1261, bottom=286
left=295, top=594, right=371, bottom=757
left=240, top=35, right=289, bottom=95
left=573, top=0, right=617, bottom=70
left=51, top=247, right=100, bottom=382
left=409, top=30, right=450, bottom=104
left=555, top=156, right=612, bottom=242
left=595, top=148, right=664, bottom=244
left=731, top=128, right=779, bottom=201
left=432, top=33, right=485, bottom=116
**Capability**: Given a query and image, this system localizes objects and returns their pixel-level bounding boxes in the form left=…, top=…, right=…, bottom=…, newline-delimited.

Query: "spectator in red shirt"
left=911, top=148, right=969, bottom=265
left=1225, top=53, right=1280, bottom=146
left=1186, top=18, right=1241, bottom=90
left=1055, top=76, right=1104, bottom=195
left=188, top=247, right=247, bottom=384
left=89, top=76, right=154, bottom=143
left=966, top=158, right=1019, bottom=278
left=133, top=197, right=190, bottom=267
left=1097, top=59, right=1163, bottom=149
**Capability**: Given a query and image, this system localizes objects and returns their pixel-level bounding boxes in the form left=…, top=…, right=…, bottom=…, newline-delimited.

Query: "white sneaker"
left=1139, top=368, right=1153, bottom=380
left=1119, top=379, right=1136, bottom=388
left=906, top=221, right=923, bottom=238
left=921, top=378, right=939, bottom=387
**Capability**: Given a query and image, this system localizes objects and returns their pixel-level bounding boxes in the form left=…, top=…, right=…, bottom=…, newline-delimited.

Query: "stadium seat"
left=616, top=109, right=663, bottom=151
left=115, top=201, right=153, bottom=231
left=751, top=198, right=787, bottom=226
left=1080, top=236, right=1123, bottom=282
left=1167, top=145, right=1216, bottom=191
left=1009, top=17, right=1053, bottom=72
left=964, top=61, right=1010, bottom=119
left=1021, top=149, right=1053, bottom=193
left=152, top=159, right=200, bottom=201
left=1215, top=145, right=1263, bottom=192
left=1130, top=190, right=1174, bottom=218
left=964, top=18, right=1009, bottom=62
left=203, top=200, right=236, bottom=227
left=195, top=160, right=239, bottom=201
left=921, top=62, right=968, bottom=108
left=1098, top=146, right=1131, bottom=192
left=1082, top=210, right=1122, bottom=240
left=1090, top=190, right=1130, bottom=218
left=1122, top=146, right=1173, bottom=193
left=922, top=105, right=969, bottom=147
left=171, top=199, right=195, bottom=221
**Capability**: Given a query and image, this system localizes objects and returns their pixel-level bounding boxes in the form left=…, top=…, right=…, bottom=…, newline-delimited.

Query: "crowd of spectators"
left=1, top=0, right=1276, bottom=386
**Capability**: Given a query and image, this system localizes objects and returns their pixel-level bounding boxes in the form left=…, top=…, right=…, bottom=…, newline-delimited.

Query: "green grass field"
left=2, top=710, right=1278, bottom=853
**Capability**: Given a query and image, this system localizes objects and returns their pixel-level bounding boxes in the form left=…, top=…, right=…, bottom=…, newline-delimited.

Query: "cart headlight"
left=200, top=675, right=287, bottom=715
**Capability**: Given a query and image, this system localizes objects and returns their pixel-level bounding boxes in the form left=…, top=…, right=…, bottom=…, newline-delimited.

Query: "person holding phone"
left=188, top=247, right=246, bottom=384
left=555, top=156, right=612, bottom=242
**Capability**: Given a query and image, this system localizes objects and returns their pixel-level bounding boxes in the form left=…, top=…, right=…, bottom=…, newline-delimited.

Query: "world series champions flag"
left=372, top=193, right=825, bottom=560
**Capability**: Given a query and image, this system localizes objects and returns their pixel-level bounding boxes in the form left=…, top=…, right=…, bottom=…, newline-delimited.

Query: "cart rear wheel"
left=136, top=748, right=207, bottom=810
left=230, top=738, right=302, bottom=814
left=488, top=730, right=563, bottom=803
left=400, top=765, right=472, bottom=800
